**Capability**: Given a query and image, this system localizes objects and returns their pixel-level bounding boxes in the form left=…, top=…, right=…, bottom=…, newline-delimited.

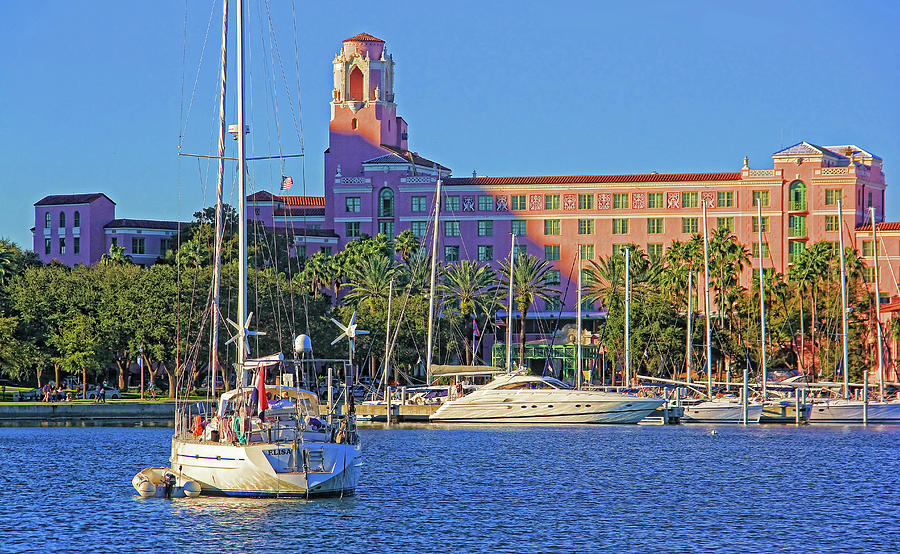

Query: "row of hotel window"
left=43, top=237, right=177, bottom=256
left=437, top=242, right=878, bottom=280
left=43, top=211, right=82, bottom=228
left=345, top=189, right=850, bottom=216
left=345, top=215, right=835, bottom=239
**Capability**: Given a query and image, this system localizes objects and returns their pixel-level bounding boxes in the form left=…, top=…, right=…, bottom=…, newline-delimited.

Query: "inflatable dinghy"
left=133, top=467, right=202, bottom=498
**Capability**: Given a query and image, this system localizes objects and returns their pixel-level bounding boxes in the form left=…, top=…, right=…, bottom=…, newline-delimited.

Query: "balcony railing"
left=789, top=200, right=807, bottom=211
left=788, top=221, right=807, bottom=238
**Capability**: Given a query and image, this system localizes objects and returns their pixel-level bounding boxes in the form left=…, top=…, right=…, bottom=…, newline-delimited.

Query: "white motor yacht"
left=430, top=373, right=664, bottom=424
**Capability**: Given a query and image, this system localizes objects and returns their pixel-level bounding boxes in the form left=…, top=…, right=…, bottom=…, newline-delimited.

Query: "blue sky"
left=2, top=0, right=898, bottom=249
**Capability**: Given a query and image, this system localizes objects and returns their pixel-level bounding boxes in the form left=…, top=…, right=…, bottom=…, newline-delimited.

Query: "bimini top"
left=480, top=374, right=574, bottom=391
left=217, top=385, right=319, bottom=417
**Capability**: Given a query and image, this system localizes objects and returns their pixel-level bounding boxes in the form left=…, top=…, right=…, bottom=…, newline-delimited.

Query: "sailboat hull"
left=808, top=399, right=900, bottom=424
left=680, top=400, right=763, bottom=424
left=170, top=437, right=361, bottom=497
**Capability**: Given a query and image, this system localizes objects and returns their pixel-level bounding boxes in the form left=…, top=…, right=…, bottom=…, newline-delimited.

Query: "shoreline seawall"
left=0, top=402, right=174, bottom=422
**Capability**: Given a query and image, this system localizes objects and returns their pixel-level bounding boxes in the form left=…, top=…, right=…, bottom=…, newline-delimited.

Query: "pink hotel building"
left=32, top=33, right=900, bottom=371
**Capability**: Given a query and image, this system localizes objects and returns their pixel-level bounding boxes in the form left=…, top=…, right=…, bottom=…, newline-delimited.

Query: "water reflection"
left=1, top=424, right=899, bottom=551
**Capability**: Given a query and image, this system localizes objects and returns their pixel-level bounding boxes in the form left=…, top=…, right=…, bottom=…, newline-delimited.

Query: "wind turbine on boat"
left=225, top=312, right=266, bottom=385
left=331, top=311, right=369, bottom=372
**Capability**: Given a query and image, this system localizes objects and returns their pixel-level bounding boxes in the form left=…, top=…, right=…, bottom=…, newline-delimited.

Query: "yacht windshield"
left=544, top=377, right=573, bottom=389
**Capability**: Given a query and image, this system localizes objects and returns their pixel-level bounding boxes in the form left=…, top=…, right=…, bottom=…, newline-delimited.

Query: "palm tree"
left=393, top=229, right=421, bottom=264
left=343, top=255, right=396, bottom=305
left=297, top=251, right=330, bottom=298
left=0, top=249, right=13, bottom=287
left=439, top=261, right=500, bottom=364
left=788, top=241, right=832, bottom=377
left=100, top=244, right=133, bottom=266
left=498, top=253, right=557, bottom=367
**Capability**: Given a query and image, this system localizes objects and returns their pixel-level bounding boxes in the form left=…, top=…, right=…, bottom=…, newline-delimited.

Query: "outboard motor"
left=163, top=473, right=177, bottom=499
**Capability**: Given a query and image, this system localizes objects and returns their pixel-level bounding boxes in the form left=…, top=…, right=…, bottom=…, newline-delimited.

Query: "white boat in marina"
left=170, top=379, right=360, bottom=497
left=680, top=397, right=763, bottom=424
left=139, top=0, right=362, bottom=498
left=430, top=373, right=664, bottom=424
left=807, top=398, right=900, bottom=424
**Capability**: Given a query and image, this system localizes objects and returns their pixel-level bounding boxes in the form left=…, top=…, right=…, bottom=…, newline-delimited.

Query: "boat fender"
left=183, top=480, right=202, bottom=498
left=191, top=415, right=204, bottom=437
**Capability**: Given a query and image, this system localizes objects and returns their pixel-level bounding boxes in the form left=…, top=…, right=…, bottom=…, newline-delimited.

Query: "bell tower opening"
left=348, top=66, right=364, bottom=102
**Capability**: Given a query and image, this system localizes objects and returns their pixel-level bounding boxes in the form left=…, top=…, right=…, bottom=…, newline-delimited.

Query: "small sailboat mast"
left=235, top=0, right=249, bottom=382
left=425, top=176, right=442, bottom=385
left=870, top=206, right=884, bottom=400
left=686, top=270, right=692, bottom=385
left=624, top=247, right=631, bottom=388
left=209, top=0, right=228, bottom=396
left=757, top=203, right=766, bottom=402
left=839, top=200, right=850, bottom=399
left=575, top=247, right=582, bottom=389
left=506, top=233, right=515, bottom=372
left=702, top=202, right=713, bottom=399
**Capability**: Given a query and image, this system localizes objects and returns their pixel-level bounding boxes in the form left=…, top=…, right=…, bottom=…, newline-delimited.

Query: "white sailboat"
left=431, top=236, right=664, bottom=424
left=808, top=203, right=900, bottom=424
left=140, top=0, right=360, bottom=497
left=680, top=202, right=763, bottom=424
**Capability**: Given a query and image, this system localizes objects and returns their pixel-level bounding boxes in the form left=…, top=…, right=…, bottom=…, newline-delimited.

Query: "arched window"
left=788, top=180, right=806, bottom=211
left=73, top=211, right=81, bottom=228
left=59, top=212, right=66, bottom=228
left=44, top=212, right=51, bottom=228
left=379, top=188, right=394, bottom=217
left=348, top=66, right=364, bottom=101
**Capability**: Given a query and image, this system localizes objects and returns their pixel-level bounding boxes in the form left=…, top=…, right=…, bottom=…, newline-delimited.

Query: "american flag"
left=280, top=175, right=293, bottom=191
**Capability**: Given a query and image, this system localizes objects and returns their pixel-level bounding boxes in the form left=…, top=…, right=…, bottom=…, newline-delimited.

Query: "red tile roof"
left=344, top=33, right=383, bottom=43
left=281, top=196, right=325, bottom=207
left=246, top=191, right=325, bottom=206
left=445, top=172, right=742, bottom=186
left=856, top=222, right=900, bottom=231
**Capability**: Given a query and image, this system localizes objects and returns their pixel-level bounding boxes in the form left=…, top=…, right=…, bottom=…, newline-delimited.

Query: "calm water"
left=1, top=423, right=898, bottom=552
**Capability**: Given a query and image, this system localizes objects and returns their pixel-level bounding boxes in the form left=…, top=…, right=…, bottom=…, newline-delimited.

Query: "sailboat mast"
left=624, top=247, right=631, bottom=389
left=757, top=203, right=767, bottom=399
left=686, top=270, right=692, bottom=385
left=235, top=0, right=248, bottom=378
left=383, top=278, right=393, bottom=392
left=870, top=206, right=884, bottom=400
left=210, top=0, right=228, bottom=395
left=424, top=176, right=441, bottom=385
left=506, top=234, right=515, bottom=372
left=702, top=202, right=712, bottom=399
left=576, top=248, right=582, bottom=389
left=839, top=200, right=849, bottom=399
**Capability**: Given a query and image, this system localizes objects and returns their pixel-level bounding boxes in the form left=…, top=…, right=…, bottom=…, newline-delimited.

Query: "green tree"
left=499, top=253, right=557, bottom=367
left=393, top=229, right=421, bottom=264
left=100, top=244, right=133, bottom=266
left=439, top=261, right=499, bottom=364
left=49, top=314, right=103, bottom=397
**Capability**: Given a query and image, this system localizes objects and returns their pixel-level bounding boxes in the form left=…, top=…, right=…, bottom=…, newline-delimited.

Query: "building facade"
left=33, top=193, right=181, bottom=267
left=247, top=33, right=899, bottom=379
